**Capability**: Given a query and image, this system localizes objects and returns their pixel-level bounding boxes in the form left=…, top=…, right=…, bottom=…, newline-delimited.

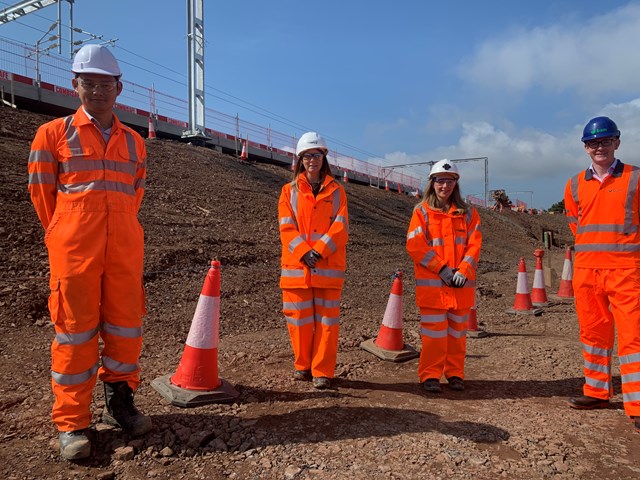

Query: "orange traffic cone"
left=385, top=180, right=389, bottom=191
left=507, top=258, right=542, bottom=315
left=531, top=249, right=550, bottom=307
left=151, top=261, right=239, bottom=407
left=239, top=139, right=248, bottom=160
left=291, top=155, right=296, bottom=171
left=147, top=116, right=157, bottom=140
left=343, top=170, right=349, bottom=183
left=551, top=247, right=574, bottom=300
left=360, top=271, right=419, bottom=362
left=397, top=183, right=402, bottom=193
left=467, top=293, right=488, bottom=338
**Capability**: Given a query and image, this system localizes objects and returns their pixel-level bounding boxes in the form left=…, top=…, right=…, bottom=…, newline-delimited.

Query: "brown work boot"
left=59, top=429, right=91, bottom=460
left=567, top=395, right=609, bottom=410
left=102, top=381, right=152, bottom=436
left=312, top=377, right=331, bottom=389
left=446, top=376, right=465, bottom=391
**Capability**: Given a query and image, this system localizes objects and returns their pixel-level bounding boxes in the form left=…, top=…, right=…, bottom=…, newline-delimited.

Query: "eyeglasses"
left=77, top=79, right=118, bottom=93
left=432, top=177, right=457, bottom=185
left=585, top=138, right=616, bottom=149
left=302, top=152, right=324, bottom=161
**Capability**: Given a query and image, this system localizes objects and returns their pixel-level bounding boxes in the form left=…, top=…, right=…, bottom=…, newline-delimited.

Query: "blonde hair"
left=416, top=177, right=469, bottom=212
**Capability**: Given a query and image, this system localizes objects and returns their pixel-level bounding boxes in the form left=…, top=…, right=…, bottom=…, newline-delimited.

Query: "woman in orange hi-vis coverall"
left=278, top=132, right=349, bottom=390
left=28, top=45, right=151, bottom=461
left=565, top=116, right=640, bottom=434
left=406, top=159, right=482, bottom=393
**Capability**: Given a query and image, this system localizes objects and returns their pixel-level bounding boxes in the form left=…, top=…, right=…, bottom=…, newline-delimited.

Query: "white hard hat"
left=72, top=44, right=121, bottom=78
left=429, top=159, right=459, bottom=179
left=296, top=131, right=328, bottom=157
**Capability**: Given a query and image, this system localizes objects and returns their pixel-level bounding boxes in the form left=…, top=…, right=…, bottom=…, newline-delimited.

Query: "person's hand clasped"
left=439, top=266, right=455, bottom=286
left=452, top=271, right=467, bottom=287
left=301, top=250, right=322, bottom=268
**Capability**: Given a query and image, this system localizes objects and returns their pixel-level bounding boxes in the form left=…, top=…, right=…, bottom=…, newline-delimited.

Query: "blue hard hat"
left=581, top=116, right=620, bottom=142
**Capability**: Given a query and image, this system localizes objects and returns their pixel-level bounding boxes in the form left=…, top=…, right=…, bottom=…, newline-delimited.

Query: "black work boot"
left=102, top=381, right=152, bottom=436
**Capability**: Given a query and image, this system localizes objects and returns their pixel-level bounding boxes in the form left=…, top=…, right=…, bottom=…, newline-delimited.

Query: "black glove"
left=439, top=266, right=455, bottom=286
left=301, top=250, right=322, bottom=268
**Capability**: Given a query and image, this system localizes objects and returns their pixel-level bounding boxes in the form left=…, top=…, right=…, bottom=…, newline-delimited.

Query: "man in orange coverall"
left=28, top=44, right=152, bottom=460
left=565, top=116, right=640, bottom=433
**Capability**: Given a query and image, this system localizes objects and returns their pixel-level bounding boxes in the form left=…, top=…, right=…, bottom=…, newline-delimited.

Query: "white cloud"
left=377, top=98, right=640, bottom=208
left=459, top=4, right=640, bottom=95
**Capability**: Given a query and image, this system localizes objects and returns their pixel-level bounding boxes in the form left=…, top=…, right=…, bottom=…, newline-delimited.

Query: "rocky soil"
left=1, top=106, right=639, bottom=479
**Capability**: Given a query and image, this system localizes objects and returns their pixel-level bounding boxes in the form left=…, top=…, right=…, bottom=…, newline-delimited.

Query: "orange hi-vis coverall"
left=565, top=160, right=640, bottom=417
left=28, top=107, right=147, bottom=432
left=278, top=174, right=349, bottom=378
left=406, top=202, right=482, bottom=382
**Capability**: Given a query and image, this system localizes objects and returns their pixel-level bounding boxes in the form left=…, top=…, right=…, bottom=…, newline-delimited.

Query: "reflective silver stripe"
left=462, top=280, right=477, bottom=288
left=567, top=216, right=577, bottom=223
left=420, top=313, right=446, bottom=323
left=455, top=237, right=465, bottom=245
left=574, top=243, right=640, bottom=252
left=29, top=149, right=56, bottom=164
left=463, top=256, right=477, bottom=269
left=625, top=167, right=640, bottom=232
left=417, top=205, right=427, bottom=218
left=312, top=268, right=345, bottom=278
left=280, top=216, right=296, bottom=226
left=585, top=376, right=609, bottom=390
left=331, top=189, right=340, bottom=218
left=416, top=278, right=442, bottom=287
left=283, top=300, right=314, bottom=310
left=57, top=180, right=136, bottom=196
left=407, top=226, right=423, bottom=240
left=288, top=235, right=305, bottom=254
left=420, top=327, right=447, bottom=338
left=59, top=159, right=136, bottom=176
left=466, top=210, right=473, bottom=224
left=55, top=327, right=99, bottom=345
left=448, top=327, right=467, bottom=338
left=584, top=360, right=609, bottom=374
left=577, top=224, right=638, bottom=234
left=320, top=234, right=337, bottom=254
left=448, top=313, right=468, bottom=324
left=432, top=238, right=444, bottom=247
left=290, top=189, right=299, bottom=227
left=621, top=372, right=640, bottom=383
left=467, top=224, right=480, bottom=239
left=281, top=269, right=305, bottom=278
left=310, top=233, right=323, bottom=242
left=101, top=322, right=142, bottom=338
left=52, top=363, right=99, bottom=385
left=64, top=115, right=82, bottom=150
left=134, top=177, right=145, bottom=190
left=420, top=251, right=436, bottom=268
left=335, top=215, right=347, bottom=224
left=286, top=315, right=314, bottom=327
left=582, top=343, right=611, bottom=357
left=316, top=314, right=340, bottom=326
left=102, top=355, right=139, bottom=373
left=28, top=171, right=57, bottom=185
left=315, top=298, right=340, bottom=309
left=623, top=391, right=640, bottom=402
left=124, top=131, right=139, bottom=163
left=620, top=352, right=640, bottom=365
left=570, top=174, right=580, bottom=205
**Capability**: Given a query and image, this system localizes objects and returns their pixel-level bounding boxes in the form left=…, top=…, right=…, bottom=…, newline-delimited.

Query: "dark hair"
left=290, top=151, right=333, bottom=187
left=416, top=176, right=469, bottom=213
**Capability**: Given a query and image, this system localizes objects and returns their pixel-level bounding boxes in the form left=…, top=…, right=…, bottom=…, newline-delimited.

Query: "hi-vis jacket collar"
left=584, top=159, right=623, bottom=181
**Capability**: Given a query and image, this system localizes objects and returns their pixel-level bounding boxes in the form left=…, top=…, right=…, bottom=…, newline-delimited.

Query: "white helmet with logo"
left=296, top=131, right=328, bottom=157
left=72, top=44, right=122, bottom=78
left=429, top=159, right=459, bottom=179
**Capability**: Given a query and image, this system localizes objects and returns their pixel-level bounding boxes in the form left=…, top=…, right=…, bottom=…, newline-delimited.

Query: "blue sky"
left=2, top=0, right=640, bottom=208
